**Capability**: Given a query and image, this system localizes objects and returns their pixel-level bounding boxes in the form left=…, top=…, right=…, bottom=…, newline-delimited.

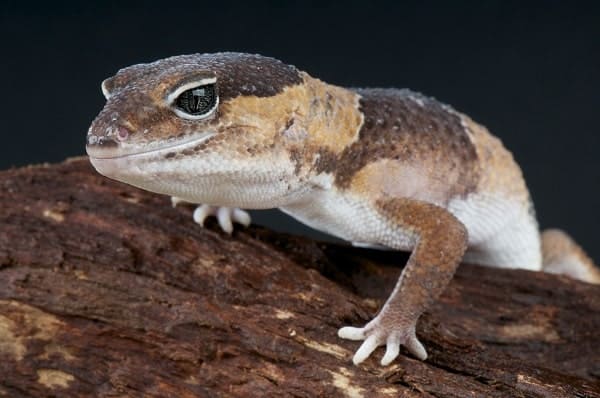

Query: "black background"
left=1, top=1, right=598, bottom=261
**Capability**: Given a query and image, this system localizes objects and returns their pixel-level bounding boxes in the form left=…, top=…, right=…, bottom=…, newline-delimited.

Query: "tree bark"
left=0, top=157, right=599, bottom=397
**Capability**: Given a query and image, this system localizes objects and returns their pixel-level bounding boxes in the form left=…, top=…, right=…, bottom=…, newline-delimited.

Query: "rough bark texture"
left=0, top=157, right=599, bottom=397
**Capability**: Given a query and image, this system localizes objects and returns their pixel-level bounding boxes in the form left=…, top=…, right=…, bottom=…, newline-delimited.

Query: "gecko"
left=86, top=52, right=600, bottom=366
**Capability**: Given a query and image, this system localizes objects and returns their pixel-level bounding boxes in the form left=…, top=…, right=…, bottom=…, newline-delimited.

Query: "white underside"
left=449, top=194, right=541, bottom=270
left=282, top=192, right=418, bottom=251
left=282, top=188, right=542, bottom=271
left=90, top=144, right=309, bottom=210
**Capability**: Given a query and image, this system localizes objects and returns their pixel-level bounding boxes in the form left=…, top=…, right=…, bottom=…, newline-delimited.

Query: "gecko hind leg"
left=541, top=229, right=600, bottom=284
left=171, top=197, right=251, bottom=234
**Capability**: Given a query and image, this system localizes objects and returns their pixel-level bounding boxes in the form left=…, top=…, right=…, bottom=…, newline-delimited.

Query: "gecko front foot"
left=171, top=197, right=251, bottom=234
left=338, top=314, right=427, bottom=366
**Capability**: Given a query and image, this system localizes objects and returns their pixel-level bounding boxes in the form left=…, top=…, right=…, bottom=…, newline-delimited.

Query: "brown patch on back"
left=332, top=89, right=479, bottom=201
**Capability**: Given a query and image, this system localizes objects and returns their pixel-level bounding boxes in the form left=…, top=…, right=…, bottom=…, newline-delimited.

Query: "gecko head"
left=86, top=52, right=362, bottom=204
left=86, top=53, right=305, bottom=198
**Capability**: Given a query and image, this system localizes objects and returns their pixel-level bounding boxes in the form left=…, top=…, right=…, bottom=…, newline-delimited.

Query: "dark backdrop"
left=1, top=1, right=599, bottom=262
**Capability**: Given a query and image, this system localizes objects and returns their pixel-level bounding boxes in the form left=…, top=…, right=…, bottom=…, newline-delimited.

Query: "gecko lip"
left=86, top=131, right=216, bottom=160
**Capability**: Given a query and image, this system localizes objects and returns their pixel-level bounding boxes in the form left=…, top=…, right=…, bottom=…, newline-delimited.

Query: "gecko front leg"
left=171, top=197, right=251, bottom=234
left=339, top=198, right=468, bottom=365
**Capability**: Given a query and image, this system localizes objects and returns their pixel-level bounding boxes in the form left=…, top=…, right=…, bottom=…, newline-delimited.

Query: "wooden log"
left=0, top=158, right=599, bottom=397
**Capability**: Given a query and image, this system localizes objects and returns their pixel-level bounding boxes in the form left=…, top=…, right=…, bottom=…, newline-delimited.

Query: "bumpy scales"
left=86, top=52, right=600, bottom=366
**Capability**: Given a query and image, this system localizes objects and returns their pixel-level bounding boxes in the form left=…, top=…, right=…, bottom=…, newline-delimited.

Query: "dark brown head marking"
left=103, top=52, right=302, bottom=102
left=313, top=148, right=338, bottom=174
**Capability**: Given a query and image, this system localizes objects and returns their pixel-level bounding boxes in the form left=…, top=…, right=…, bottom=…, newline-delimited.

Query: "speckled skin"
left=86, top=52, right=599, bottom=367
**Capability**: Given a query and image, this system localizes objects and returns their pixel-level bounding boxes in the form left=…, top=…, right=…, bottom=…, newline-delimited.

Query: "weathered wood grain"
left=0, top=158, right=598, bottom=397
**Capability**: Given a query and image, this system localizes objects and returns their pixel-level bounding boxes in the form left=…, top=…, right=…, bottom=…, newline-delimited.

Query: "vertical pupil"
left=191, top=88, right=205, bottom=112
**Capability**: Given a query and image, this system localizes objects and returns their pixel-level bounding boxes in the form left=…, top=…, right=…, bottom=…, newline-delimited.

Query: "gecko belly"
left=448, top=193, right=542, bottom=270
left=280, top=189, right=417, bottom=252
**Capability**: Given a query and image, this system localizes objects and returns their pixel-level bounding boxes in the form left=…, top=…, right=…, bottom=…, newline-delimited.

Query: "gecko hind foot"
left=171, top=197, right=251, bottom=234
left=338, top=317, right=426, bottom=366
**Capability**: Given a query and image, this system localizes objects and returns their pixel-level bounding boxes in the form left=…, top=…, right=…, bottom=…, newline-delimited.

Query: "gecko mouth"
left=86, top=131, right=216, bottom=160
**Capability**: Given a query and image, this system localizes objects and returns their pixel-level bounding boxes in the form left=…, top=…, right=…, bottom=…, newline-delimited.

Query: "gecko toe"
left=193, top=204, right=213, bottom=226
left=405, top=333, right=427, bottom=360
left=353, top=334, right=381, bottom=365
left=217, top=207, right=234, bottom=234
left=232, top=208, right=251, bottom=227
left=338, top=326, right=366, bottom=341
left=381, top=336, right=400, bottom=366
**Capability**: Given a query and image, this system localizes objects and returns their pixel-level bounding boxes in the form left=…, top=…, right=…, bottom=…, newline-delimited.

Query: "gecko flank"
left=86, top=52, right=600, bottom=366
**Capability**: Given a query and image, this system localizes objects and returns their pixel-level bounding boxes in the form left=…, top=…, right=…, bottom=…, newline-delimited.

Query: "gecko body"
left=87, top=53, right=599, bottom=366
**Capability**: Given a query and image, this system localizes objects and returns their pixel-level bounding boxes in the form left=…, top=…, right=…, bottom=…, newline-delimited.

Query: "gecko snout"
left=86, top=122, right=135, bottom=180
left=86, top=107, right=136, bottom=158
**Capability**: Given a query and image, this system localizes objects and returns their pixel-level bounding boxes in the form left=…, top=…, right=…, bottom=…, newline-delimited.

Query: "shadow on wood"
left=0, top=158, right=599, bottom=397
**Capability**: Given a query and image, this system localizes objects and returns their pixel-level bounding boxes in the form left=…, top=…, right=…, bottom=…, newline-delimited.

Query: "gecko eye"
left=172, top=83, right=218, bottom=120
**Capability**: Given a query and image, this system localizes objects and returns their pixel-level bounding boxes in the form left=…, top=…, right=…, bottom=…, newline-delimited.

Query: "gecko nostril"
left=116, top=126, right=131, bottom=142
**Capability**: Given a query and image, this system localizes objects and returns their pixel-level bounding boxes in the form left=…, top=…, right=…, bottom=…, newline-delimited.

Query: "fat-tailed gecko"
left=86, top=53, right=600, bottom=366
